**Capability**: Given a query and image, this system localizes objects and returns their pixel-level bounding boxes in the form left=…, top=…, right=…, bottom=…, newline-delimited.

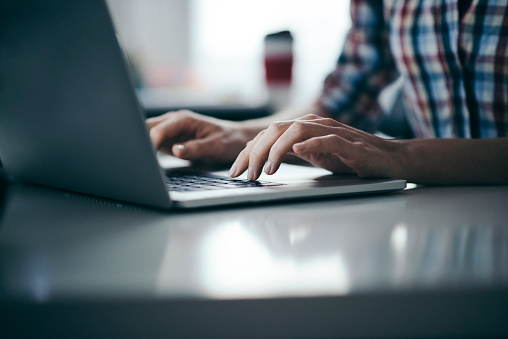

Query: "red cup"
left=264, top=31, right=293, bottom=86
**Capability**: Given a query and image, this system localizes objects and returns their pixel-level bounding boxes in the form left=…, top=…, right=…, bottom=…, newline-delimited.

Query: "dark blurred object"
left=378, top=91, right=414, bottom=139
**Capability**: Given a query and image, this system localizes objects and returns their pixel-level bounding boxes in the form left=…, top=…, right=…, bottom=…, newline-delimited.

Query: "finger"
left=172, top=134, right=224, bottom=161
left=264, top=122, right=352, bottom=176
left=300, top=117, right=364, bottom=144
left=231, top=119, right=357, bottom=179
left=148, top=113, right=199, bottom=151
left=298, top=133, right=397, bottom=179
left=146, top=114, right=167, bottom=129
left=246, top=121, right=296, bottom=180
left=296, top=111, right=375, bottom=141
left=294, top=134, right=372, bottom=177
left=296, top=114, right=323, bottom=121
left=293, top=134, right=356, bottom=159
left=298, top=116, right=376, bottom=144
left=296, top=115, right=340, bottom=126
left=229, top=130, right=267, bottom=178
left=146, top=110, right=184, bottom=129
left=295, top=151, right=355, bottom=175
left=231, top=120, right=294, bottom=179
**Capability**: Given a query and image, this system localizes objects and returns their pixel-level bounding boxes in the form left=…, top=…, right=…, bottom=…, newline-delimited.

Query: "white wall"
left=106, top=0, right=351, bottom=106
left=107, top=0, right=191, bottom=87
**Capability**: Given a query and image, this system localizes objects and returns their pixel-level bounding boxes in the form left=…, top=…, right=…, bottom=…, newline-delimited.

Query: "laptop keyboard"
left=165, top=172, right=284, bottom=192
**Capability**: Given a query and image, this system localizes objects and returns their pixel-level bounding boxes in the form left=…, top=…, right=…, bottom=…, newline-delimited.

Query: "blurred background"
left=105, top=0, right=351, bottom=114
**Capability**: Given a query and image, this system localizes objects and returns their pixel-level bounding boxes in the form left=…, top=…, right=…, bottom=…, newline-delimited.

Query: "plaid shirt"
left=318, top=0, right=508, bottom=138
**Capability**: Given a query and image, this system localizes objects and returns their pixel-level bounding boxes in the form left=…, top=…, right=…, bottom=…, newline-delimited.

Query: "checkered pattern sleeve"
left=317, top=0, right=399, bottom=133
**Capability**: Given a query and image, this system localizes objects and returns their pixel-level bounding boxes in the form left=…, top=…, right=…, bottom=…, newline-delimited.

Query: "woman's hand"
left=229, top=114, right=404, bottom=180
left=146, top=110, right=260, bottom=164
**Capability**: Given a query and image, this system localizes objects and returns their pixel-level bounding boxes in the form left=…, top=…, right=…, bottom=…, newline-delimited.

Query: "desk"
left=1, top=174, right=507, bottom=338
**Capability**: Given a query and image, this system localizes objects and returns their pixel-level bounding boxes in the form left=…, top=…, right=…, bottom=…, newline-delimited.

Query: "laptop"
left=0, top=0, right=406, bottom=209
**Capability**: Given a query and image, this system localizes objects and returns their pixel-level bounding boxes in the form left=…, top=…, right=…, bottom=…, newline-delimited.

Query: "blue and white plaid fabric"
left=318, top=0, right=508, bottom=138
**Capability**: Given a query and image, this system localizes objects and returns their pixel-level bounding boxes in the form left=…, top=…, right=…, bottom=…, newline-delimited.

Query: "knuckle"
left=239, top=144, right=251, bottom=156
left=156, top=112, right=171, bottom=119
left=313, top=136, right=326, bottom=147
left=316, top=134, right=337, bottom=148
left=321, top=118, right=337, bottom=125
left=300, top=113, right=319, bottom=120
left=150, top=124, right=163, bottom=136
left=329, top=134, right=341, bottom=142
left=353, top=139, right=367, bottom=148
left=145, top=116, right=157, bottom=124
left=336, top=126, right=349, bottom=134
left=291, top=120, right=308, bottom=134
left=254, top=130, right=266, bottom=140
left=175, top=109, right=192, bottom=119
left=245, top=139, right=256, bottom=149
left=268, top=121, right=287, bottom=133
left=149, top=127, right=159, bottom=141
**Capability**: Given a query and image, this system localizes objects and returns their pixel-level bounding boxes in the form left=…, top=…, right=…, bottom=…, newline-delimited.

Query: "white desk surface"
left=1, top=174, right=507, bottom=338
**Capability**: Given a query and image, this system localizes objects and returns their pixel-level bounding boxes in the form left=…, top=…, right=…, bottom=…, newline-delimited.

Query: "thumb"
left=172, top=135, right=223, bottom=161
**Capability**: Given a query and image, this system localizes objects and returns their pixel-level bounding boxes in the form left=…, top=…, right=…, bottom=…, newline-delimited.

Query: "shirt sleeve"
left=317, top=0, right=399, bottom=133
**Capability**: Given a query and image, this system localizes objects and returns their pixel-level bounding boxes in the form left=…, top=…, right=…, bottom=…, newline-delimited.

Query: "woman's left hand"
left=228, top=114, right=404, bottom=181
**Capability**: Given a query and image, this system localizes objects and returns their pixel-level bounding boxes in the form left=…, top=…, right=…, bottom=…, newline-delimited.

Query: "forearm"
left=396, top=137, right=508, bottom=185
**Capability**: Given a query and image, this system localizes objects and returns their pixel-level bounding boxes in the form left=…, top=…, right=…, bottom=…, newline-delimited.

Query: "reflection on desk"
left=1, top=181, right=508, bottom=338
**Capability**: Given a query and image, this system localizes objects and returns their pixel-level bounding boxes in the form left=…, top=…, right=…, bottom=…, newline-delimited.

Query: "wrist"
left=235, top=118, right=270, bottom=140
left=389, top=139, right=412, bottom=180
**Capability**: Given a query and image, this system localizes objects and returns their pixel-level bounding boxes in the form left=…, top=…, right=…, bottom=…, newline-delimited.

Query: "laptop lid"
left=0, top=0, right=172, bottom=209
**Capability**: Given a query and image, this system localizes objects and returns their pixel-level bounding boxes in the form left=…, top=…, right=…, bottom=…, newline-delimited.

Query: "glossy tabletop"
left=1, top=171, right=507, bottom=338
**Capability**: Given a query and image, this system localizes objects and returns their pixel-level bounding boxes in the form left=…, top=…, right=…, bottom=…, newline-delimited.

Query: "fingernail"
left=229, top=163, right=238, bottom=177
left=264, top=160, right=272, bottom=175
left=294, top=142, right=306, bottom=152
left=174, top=144, right=188, bottom=157
left=247, top=166, right=256, bottom=181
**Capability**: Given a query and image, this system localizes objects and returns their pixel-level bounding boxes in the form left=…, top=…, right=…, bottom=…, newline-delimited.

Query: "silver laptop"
left=0, top=0, right=406, bottom=209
